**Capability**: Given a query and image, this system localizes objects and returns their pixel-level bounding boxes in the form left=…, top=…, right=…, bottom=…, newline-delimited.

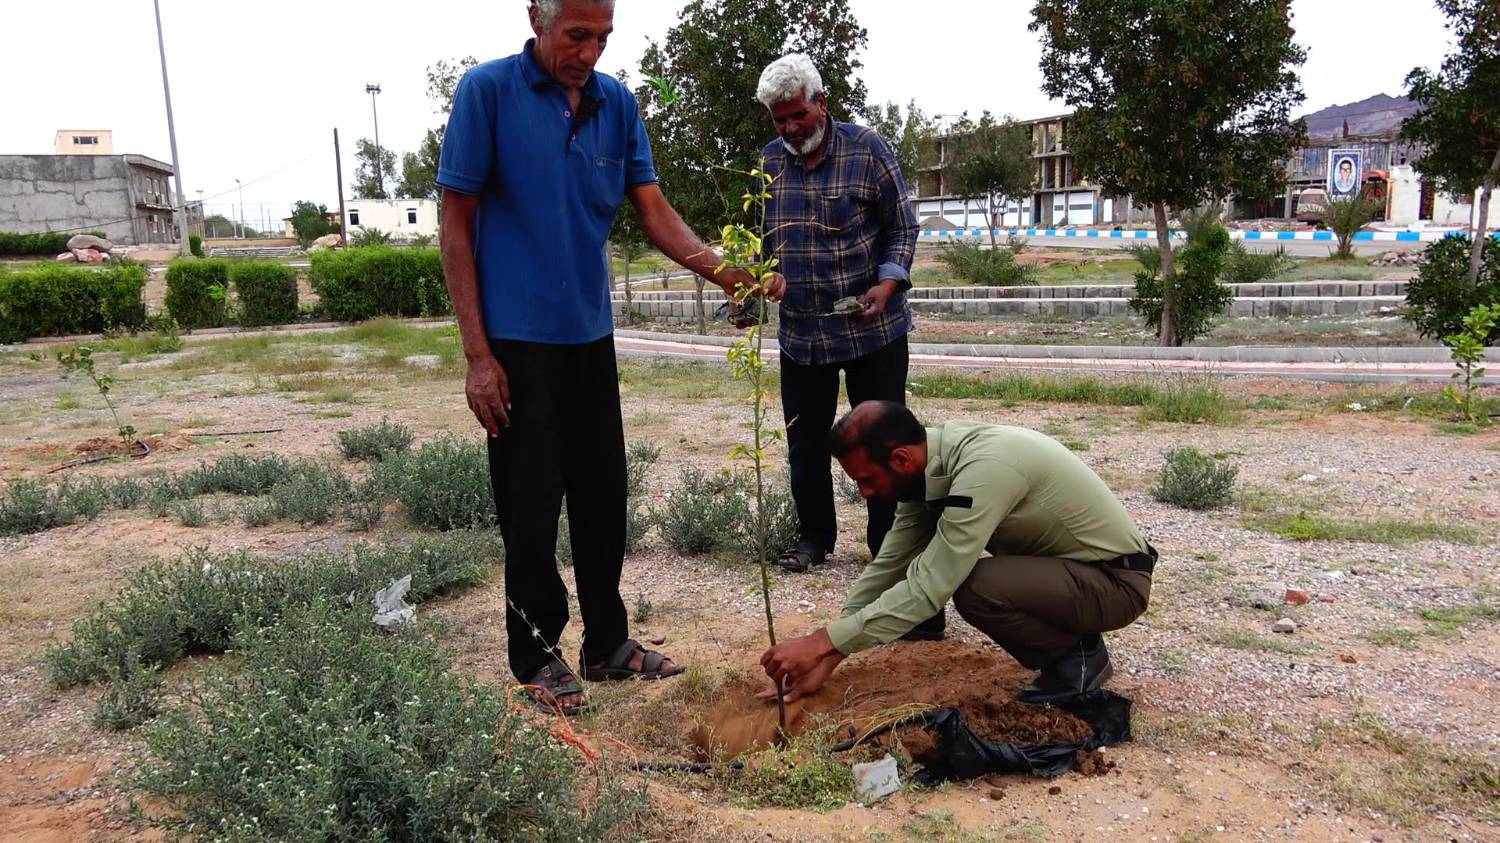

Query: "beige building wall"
left=54, top=130, right=114, bottom=155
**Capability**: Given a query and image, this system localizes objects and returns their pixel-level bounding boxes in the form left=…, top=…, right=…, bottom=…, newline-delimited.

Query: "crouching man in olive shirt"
left=759, top=401, right=1156, bottom=705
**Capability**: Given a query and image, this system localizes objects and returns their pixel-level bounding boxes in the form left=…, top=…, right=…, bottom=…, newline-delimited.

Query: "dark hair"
left=828, top=401, right=925, bottom=464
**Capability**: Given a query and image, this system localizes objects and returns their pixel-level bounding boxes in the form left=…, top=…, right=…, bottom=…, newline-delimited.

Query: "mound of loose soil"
left=688, top=640, right=1094, bottom=763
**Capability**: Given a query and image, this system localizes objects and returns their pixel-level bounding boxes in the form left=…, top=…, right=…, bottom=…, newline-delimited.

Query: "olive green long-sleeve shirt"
left=826, top=421, right=1148, bottom=654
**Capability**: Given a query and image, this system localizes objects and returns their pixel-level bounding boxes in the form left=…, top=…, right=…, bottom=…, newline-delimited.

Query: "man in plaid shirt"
left=752, top=54, right=942, bottom=640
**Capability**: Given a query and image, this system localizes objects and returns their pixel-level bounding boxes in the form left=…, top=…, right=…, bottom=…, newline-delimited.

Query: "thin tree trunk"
left=988, top=193, right=998, bottom=249
left=623, top=261, right=633, bottom=325
left=694, top=276, right=707, bottom=335
left=1153, top=201, right=1177, bottom=346
left=1468, top=147, right=1500, bottom=286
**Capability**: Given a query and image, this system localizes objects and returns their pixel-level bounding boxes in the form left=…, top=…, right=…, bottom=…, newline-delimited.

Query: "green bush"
left=1323, top=196, right=1378, bottom=259
left=164, top=258, right=231, bottom=328
left=266, top=461, right=352, bottom=525
left=377, top=437, right=495, bottom=530
left=308, top=247, right=448, bottom=322
left=44, top=532, right=501, bottom=688
left=134, top=602, right=643, bottom=840
left=1405, top=235, right=1500, bottom=344
left=0, top=263, right=148, bottom=343
left=1151, top=446, right=1238, bottom=509
left=1223, top=242, right=1293, bottom=285
left=936, top=239, right=1037, bottom=286
left=1124, top=241, right=1163, bottom=276
left=175, top=453, right=296, bottom=497
left=188, top=233, right=204, bottom=258
left=1129, top=218, right=1234, bottom=345
left=657, top=468, right=749, bottom=555
left=0, top=231, right=71, bottom=255
left=94, top=660, right=162, bottom=731
left=337, top=419, right=415, bottom=461
left=229, top=260, right=298, bottom=326
left=351, top=226, right=394, bottom=247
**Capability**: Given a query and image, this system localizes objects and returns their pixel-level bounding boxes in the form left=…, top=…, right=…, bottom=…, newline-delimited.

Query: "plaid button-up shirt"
left=761, top=120, right=919, bottom=366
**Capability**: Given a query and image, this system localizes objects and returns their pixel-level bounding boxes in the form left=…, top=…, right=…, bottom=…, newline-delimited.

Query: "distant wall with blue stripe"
left=919, top=228, right=1499, bottom=243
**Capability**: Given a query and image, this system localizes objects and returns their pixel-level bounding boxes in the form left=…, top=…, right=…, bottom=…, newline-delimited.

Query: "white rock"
left=67, top=233, right=112, bottom=252
left=403, top=354, right=442, bottom=369
left=1272, top=618, right=1296, bottom=634
left=1297, top=474, right=1320, bottom=483
left=851, top=754, right=900, bottom=803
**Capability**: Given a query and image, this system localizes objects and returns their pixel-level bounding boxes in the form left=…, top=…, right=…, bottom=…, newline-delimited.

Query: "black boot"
left=898, top=608, right=947, bottom=641
left=1017, top=634, right=1113, bottom=705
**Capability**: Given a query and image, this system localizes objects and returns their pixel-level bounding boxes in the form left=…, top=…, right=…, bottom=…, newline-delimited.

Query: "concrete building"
left=343, top=198, right=438, bottom=241
left=910, top=93, right=1496, bottom=232
left=54, top=129, right=114, bottom=155
left=0, top=153, right=178, bottom=245
left=913, top=113, right=1129, bottom=230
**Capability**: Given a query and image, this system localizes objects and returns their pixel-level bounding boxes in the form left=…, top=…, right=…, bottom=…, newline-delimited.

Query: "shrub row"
left=0, top=230, right=105, bottom=256
left=0, top=264, right=147, bottom=343
left=309, top=246, right=448, bottom=322
left=164, top=258, right=301, bottom=328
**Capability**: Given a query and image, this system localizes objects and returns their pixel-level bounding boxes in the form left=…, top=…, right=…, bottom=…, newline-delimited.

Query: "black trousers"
left=487, top=336, right=629, bottom=683
left=781, top=335, right=910, bottom=557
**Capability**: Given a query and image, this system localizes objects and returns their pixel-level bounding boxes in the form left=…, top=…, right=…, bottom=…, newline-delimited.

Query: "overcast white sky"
left=0, top=1, right=1456, bottom=227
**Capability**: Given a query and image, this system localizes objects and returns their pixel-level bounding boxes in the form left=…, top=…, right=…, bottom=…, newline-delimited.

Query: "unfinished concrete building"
left=0, top=153, right=178, bottom=246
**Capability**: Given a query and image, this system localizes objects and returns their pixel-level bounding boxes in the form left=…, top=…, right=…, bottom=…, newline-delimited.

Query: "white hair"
left=531, top=0, right=613, bottom=29
left=756, top=54, right=826, bottom=107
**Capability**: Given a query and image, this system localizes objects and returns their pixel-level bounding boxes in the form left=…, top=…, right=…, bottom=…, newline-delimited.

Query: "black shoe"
left=775, top=538, right=828, bottom=573
left=898, top=609, right=947, bottom=641
left=1017, top=634, right=1114, bottom=705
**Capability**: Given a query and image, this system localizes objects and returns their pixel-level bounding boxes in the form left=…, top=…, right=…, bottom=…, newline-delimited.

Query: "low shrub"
left=1140, top=378, right=1238, bottom=425
left=266, top=461, right=352, bottom=525
left=229, top=260, right=298, bottom=326
left=0, top=476, right=120, bottom=535
left=657, top=468, right=749, bottom=555
left=188, top=233, right=204, bottom=258
left=175, top=453, right=296, bottom=497
left=164, top=258, right=230, bottom=328
left=0, top=231, right=72, bottom=255
left=134, top=601, right=644, bottom=840
left=936, top=239, right=1037, bottom=286
left=337, top=419, right=415, bottom=461
left=308, top=247, right=448, bottom=322
left=1404, top=235, right=1500, bottom=344
left=0, top=263, right=148, bottom=343
left=1129, top=221, right=1234, bottom=345
left=1151, top=446, right=1238, bottom=510
left=1223, top=242, right=1293, bottom=285
left=377, top=437, right=495, bottom=530
left=94, top=660, right=162, bottom=731
left=43, top=531, right=501, bottom=688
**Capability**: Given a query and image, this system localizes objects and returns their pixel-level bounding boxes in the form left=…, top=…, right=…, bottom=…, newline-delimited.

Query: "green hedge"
left=230, top=261, right=298, bottom=326
left=164, top=258, right=230, bottom=328
left=1405, top=235, right=1500, bottom=344
left=0, top=264, right=148, bottom=343
left=0, top=230, right=107, bottom=256
left=308, top=247, right=448, bottom=322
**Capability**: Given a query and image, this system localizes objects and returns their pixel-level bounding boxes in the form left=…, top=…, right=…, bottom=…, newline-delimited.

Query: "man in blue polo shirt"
left=438, top=0, right=758, bottom=715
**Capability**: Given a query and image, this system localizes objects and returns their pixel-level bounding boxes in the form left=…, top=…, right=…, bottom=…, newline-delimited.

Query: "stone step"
left=610, top=280, right=1408, bottom=303
left=613, top=296, right=1406, bottom=324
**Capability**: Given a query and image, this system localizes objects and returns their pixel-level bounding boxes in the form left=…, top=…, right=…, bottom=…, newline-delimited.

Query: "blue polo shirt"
left=437, top=40, right=657, bottom=343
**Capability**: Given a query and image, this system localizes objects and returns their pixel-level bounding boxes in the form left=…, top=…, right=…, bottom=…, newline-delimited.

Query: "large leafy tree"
left=402, top=57, right=479, bottom=205
left=860, top=100, right=937, bottom=190
left=353, top=139, right=396, bottom=200
left=944, top=112, right=1036, bottom=247
left=1031, top=0, right=1306, bottom=345
left=636, top=0, right=869, bottom=235
left=289, top=200, right=332, bottom=248
left=1401, top=0, right=1500, bottom=286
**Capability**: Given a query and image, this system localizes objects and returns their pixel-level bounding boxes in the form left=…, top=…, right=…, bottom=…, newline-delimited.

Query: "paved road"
left=925, top=235, right=1416, bottom=258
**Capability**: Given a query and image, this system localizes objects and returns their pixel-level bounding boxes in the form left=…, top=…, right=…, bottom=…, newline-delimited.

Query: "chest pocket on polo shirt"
left=591, top=156, right=625, bottom=215
left=816, top=191, right=870, bottom=239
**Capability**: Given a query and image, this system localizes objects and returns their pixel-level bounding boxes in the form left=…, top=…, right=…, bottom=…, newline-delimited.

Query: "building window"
left=406, top=208, right=418, bottom=224
left=349, top=210, right=361, bottom=226
left=73, top=136, right=98, bottom=146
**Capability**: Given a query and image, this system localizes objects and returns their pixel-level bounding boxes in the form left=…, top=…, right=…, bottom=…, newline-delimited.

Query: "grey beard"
left=782, top=120, right=826, bottom=157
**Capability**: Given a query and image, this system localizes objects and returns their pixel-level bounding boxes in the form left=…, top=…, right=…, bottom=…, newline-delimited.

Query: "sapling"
left=56, top=346, right=143, bottom=452
left=719, top=162, right=789, bottom=731
left=1441, top=303, right=1497, bottom=426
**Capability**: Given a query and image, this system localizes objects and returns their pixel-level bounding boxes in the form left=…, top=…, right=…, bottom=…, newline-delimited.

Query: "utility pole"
left=366, top=83, right=384, bottom=197
left=235, top=178, right=244, bottom=239
left=153, top=0, right=191, bottom=256
left=334, top=128, right=348, bottom=243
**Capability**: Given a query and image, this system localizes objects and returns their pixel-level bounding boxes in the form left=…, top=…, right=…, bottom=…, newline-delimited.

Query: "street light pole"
left=235, top=178, right=244, bottom=240
left=153, top=0, right=191, bottom=256
left=365, top=83, right=383, bottom=197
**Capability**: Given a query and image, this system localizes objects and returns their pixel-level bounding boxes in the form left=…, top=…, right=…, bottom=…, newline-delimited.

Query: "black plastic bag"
left=909, top=689, right=1132, bottom=783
